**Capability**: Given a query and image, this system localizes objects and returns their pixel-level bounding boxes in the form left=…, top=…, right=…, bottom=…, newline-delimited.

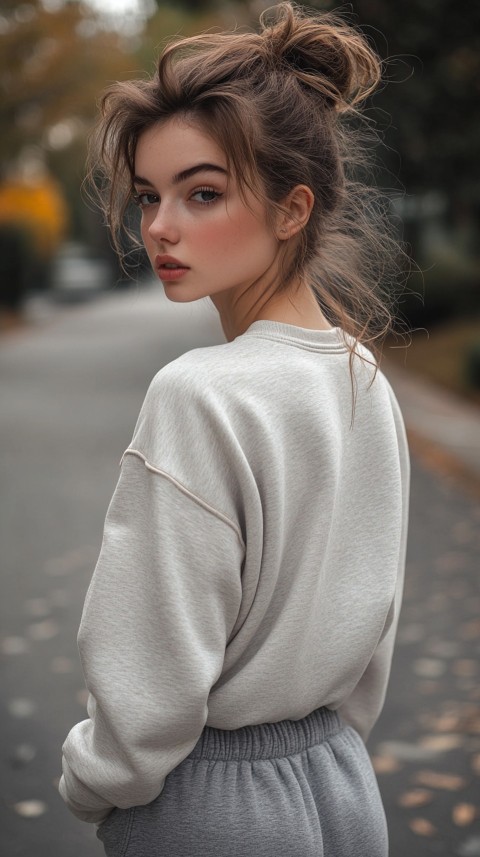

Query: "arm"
left=59, top=451, right=244, bottom=823
left=337, top=378, right=411, bottom=742
left=336, top=565, right=405, bottom=742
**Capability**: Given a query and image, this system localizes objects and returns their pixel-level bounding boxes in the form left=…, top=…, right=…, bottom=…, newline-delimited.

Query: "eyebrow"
left=133, top=163, right=228, bottom=188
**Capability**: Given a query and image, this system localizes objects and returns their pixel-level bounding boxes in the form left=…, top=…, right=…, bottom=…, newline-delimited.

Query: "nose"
left=147, top=203, right=180, bottom=245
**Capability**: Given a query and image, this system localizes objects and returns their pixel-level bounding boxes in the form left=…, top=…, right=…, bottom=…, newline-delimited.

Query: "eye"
left=132, top=191, right=158, bottom=208
left=190, top=188, right=222, bottom=205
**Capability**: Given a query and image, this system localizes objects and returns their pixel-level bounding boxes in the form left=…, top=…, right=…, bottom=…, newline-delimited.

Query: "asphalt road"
left=1, top=284, right=479, bottom=856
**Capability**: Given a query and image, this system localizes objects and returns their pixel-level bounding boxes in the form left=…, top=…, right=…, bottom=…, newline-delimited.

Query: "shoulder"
left=126, top=342, right=259, bottom=525
left=141, top=340, right=254, bottom=416
left=129, top=340, right=254, bottom=467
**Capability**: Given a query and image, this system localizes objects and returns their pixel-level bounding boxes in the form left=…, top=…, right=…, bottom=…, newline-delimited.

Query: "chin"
left=162, top=285, right=207, bottom=304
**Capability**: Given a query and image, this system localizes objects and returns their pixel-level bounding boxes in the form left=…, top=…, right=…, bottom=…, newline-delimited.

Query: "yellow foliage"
left=0, top=176, right=69, bottom=258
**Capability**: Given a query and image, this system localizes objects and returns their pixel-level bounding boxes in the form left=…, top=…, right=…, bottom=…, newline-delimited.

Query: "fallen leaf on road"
left=414, top=770, right=467, bottom=790
left=27, top=620, right=59, bottom=641
left=13, top=800, right=48, bottom=818
left=398, top=789, right=434, bottom=808
left=418, top=681, right=443, bottom=695
left=453, top=804, right=477, bottom=826
left=426, top=639, right=461, bottom=658
left=419, top=712, right=460, bottom=732
left=50, top=656, right=74, bottom=674
left=418, top=734, right=463, bottom=752
left=376, top=741, right=437, bottom=762
left=453, top=660, right=478, bottom=677
left=7, top=698, right=37, bottom=718
left=1, top=636, right=29, bottom=655
left=409, top=818, right=437, bottom=836
left=371, top=754, right=402, bottom=774
left=413, top=658, right=446, bottom=678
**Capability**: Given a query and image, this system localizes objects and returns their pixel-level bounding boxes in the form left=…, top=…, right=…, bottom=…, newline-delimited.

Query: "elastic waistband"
left=189, top=706, right=342, bottom=762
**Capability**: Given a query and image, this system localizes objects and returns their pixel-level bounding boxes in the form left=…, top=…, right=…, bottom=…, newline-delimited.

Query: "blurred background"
left=1, top=0, right=479, bottom=392
left=1, top=1, right=479, bottom=856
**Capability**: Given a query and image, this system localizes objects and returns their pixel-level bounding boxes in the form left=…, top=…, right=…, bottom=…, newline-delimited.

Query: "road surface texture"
left=1, top=284, right=479, bottom=856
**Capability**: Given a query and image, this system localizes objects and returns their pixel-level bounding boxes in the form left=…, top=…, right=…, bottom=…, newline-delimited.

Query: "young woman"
left=59, top=4, right=410, bottom=855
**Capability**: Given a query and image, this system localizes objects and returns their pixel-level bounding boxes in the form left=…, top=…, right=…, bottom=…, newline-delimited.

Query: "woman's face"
left=133, top=117, right=280, bottom=307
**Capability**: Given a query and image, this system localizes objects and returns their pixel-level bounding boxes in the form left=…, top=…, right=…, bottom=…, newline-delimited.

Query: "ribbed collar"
left=239, top=320, right=349, bottom=353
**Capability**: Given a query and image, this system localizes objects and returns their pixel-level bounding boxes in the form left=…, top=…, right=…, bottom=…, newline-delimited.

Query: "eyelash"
left=190, top=187, right=222, bottom=205
left=132, top=191, right=157, bottom=208
left=131, top=187, right=222, bottom=208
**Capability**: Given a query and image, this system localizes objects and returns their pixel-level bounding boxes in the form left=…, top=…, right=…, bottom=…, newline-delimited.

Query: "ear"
left=276, top=185, right=315, bottom=240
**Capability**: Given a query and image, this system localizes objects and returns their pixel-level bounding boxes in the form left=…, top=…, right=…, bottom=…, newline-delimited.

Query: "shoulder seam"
left=121, top=448, right=246, bottom=550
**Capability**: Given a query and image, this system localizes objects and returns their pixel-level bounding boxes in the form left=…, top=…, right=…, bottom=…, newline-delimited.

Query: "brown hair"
left=88, top=1, right=406, bottom=376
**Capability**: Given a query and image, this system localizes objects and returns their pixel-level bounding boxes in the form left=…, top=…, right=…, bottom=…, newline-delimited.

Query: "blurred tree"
left=347, top=0, right=480, bottom=324
left=0, top=0, right=147, bottom=301
left=0, top=163, right=69, bottom=308
left=349, top=0, right=480, bottom=203
left=0, top=0, right=137, bottom=171
left=1, top=0, right=476, bottom=316
left=134, top=3, right=231, bottom=73
left=0, top=169, right=68, bottom=259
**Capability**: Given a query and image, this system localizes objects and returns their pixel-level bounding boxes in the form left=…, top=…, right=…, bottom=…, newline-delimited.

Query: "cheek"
left=193, top=220, right=236, bottom=255
left=196, top=206, right=274, bottom=258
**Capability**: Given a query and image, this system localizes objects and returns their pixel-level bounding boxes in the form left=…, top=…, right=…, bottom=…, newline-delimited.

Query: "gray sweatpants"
left=96, top=706, right=388, bottom=856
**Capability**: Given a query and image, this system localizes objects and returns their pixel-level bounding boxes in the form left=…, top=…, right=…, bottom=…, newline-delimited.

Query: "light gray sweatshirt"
left=59, top=320, right=410, bottom=823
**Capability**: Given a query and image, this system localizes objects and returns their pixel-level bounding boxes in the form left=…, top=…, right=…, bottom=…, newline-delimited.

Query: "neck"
left=211, top=277, right=333, bottom=341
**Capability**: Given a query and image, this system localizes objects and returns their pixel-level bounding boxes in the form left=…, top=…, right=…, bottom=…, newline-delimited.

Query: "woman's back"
left=120, top=320, right=409, bottom=739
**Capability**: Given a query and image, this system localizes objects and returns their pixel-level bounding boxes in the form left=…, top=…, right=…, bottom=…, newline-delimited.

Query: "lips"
left=155, top=255, right=190, bottom=282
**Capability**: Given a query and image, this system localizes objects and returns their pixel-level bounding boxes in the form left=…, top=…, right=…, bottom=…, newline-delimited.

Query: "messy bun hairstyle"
left=89, top=2, right=405, bottom=366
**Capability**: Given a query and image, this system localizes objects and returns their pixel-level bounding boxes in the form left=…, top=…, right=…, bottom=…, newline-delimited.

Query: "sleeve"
left=58, top=450, right=244, bottom=823
left=335, top=565, right=405, bottom=742
left=336, top=379, right=411, bottom=742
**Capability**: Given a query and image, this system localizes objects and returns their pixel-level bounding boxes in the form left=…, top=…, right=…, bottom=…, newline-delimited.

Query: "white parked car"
left=50, top=242, right=112, bottom=302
